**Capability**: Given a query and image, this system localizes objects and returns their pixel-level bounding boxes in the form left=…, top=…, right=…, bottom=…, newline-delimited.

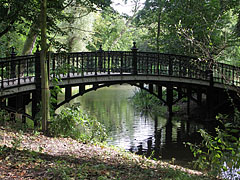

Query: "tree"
left=135, top=0, right=240, bottom=63
left=87, top=6, right=147, bottom=51
left=40, top=0, right=49, bottom=134
left=0, top=0, right=112, bottom=56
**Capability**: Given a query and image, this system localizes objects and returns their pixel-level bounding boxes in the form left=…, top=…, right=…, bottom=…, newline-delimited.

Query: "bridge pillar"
left=206, top=87, right=214, bottom=120
left=79, top=84, right=85, bottom=95
left=8, top=96, right=17, bottom=121
left=149, top=84, right=153, bottom=93
left=187, top=87, right=192, bottom=116
left=197, top=89, right=202, bottom=106
left=32, top=91, right=41, bottom=127
left=167, top=85, right=173, bottom=116
left=157, top=85, right=162, bottom=99
left=177, top=87, right=183, bottom=100
left=16, top=94, right=25, bottom=123
left=93, top=84, right=99, bottom=90
left=65, top=86, right=72, bottom=103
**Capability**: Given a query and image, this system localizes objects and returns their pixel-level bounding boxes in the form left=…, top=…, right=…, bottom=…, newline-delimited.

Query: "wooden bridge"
left=0, top=42, right=239, bottom=125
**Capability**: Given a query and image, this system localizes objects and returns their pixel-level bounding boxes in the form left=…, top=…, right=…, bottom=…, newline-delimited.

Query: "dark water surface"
left=67, top=84, right=211, bottom=167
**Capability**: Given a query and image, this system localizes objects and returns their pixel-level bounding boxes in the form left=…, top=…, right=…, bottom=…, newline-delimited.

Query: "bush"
left=188, top=120, right=240, bottom=179
left=49, top=105, right=107, bottom=143
left=129, top=89, right=163, bottom=113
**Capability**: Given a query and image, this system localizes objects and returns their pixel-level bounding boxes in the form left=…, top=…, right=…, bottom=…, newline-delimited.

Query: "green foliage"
left=135, top=0, right=240, bottom=63
left=49, top=105, right=107, bottom=143
left=187, top=120, right=240, bottom=178
left=129, top=89, right=164, bottom=113
left=0, top=109, right=10, bottom=125
left=87, top=8, right=145, bottom=51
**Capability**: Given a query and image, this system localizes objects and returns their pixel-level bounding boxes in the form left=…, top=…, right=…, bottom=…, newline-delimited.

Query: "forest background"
left=1, top=0, right=240, bottom=66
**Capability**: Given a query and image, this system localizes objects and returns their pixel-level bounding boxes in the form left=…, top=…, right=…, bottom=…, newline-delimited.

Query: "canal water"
left=62, top=84, right=213, bottom=167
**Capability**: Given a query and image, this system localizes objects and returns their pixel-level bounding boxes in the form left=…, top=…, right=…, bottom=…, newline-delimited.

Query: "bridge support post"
left=149, top=84, right=153, bottom=93
left=157, top=85, right=162, bottom=99
left=206, top=68, right=214, bottom=120
left=16, top=94, right=25, bottom=123
left=8, top=96, right=17, bottom=121
left=167, top=85, right=173, bottom=116
left=32, top=91, right=41, bottom=127
left=197, top=89, right=202, bottom=106
left=131, top=42, right=138, bottom=75
left=206, top=87, right=214, bottom=119
left=10, top=47, right=16, bottom=78
left=79, top=84, right=85, bottom=95
left=187, top=87, right=192, bottom=116
left=177, top=87, right=183, bottom=99
left=65, top=86, right=72, bottom=103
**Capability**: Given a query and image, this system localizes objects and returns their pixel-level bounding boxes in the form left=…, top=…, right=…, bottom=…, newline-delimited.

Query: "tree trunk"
left=156, top=9, right=161, bottom=52
left=22, top=24, right=38, bottom=55
left=40, top=0, right=50, bottom=134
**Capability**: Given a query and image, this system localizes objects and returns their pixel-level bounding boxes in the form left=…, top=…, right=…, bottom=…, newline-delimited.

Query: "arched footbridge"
left=0, top=43, right=239, bottom=124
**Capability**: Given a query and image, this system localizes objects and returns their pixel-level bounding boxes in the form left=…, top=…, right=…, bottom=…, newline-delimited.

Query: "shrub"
left=188, top=120, right=240, bottom=179
left=49, top=105, right=107, bottom=143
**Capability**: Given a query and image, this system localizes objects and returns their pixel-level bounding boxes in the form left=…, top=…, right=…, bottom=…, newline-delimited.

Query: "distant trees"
left=0, top=0, right=111, bottom=56
left=135, top=0, right=240, bottom=64
left=1, top=0, right=240, bottom=65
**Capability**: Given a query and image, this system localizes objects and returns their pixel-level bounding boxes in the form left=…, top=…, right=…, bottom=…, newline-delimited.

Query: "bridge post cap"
left=11, top=47, right=16, bottom=56
left=98, top=45, right=103, bottom=52
left=131, top=42, right=138, bottom=51
left=36, top=45, right=40, bottom=52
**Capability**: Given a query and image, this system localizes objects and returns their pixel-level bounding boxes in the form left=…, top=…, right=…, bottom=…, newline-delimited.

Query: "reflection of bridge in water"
left=0, top=42, right=239, bottom=125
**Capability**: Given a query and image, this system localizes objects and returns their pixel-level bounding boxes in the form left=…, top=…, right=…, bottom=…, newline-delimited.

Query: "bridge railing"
left=0, top=49, right=36, bottom=89
left=0, top=44, right=240, bottom=90
left=136, top=52, right=209, bottom=80
left=48, top=50, right=134, bottom=78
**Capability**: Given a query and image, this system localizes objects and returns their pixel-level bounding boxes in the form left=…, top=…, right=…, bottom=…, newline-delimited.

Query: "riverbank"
left=0, top=126, right=213, bottom=180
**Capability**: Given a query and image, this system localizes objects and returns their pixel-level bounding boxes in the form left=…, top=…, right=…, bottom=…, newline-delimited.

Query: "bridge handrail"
left=0, top=48, right=240, bottom=90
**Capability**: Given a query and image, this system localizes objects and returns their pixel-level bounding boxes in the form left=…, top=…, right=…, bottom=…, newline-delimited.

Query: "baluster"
left=76, top=54, right=79, bottom=75
left=120, top=52, right=123, bottom=74
left=26, top=58, right=29, bottom=79
left=1, top=63, right=4, bottom=88
left=52, top=54, right=55, bottom=78
left=7, top=61, right=10, bottom=85
left=72, top=54, right=75, bottom=76
left=108, top=51, right=110, bottom=74
left=67, top=54, right=70, bottom=77
left=146, top=53, right=149, bottom=74
left=179, top=58, right=182, bottom=77
left=103, top=51, right=106, bottom=73
left=18, top=59, right=21, bottom=85
left=47, top=52, right=50, bottom=80
left=232, top=67, right=235, bottom=85
left=81, top=53, right=84, bottom=76
left=168, top=55, right=173, bottom=76
left=157, top=53, right=160, bottom=75
left=95, top=51, right=97, bottom=75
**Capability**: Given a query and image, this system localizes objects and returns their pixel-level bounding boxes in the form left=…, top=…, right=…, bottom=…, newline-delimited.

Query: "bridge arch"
left=54, top=76, right=211, bottom=117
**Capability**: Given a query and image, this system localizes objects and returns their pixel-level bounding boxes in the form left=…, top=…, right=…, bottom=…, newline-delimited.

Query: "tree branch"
left=0, top=19, right=15, bottom=38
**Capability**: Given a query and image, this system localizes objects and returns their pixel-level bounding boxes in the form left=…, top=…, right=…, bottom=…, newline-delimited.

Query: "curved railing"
left=0, top=46, right=240, bottom=91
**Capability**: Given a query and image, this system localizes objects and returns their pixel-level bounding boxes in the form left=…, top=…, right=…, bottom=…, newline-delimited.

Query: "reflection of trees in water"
left=133, top=115, right=209, bottom=164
